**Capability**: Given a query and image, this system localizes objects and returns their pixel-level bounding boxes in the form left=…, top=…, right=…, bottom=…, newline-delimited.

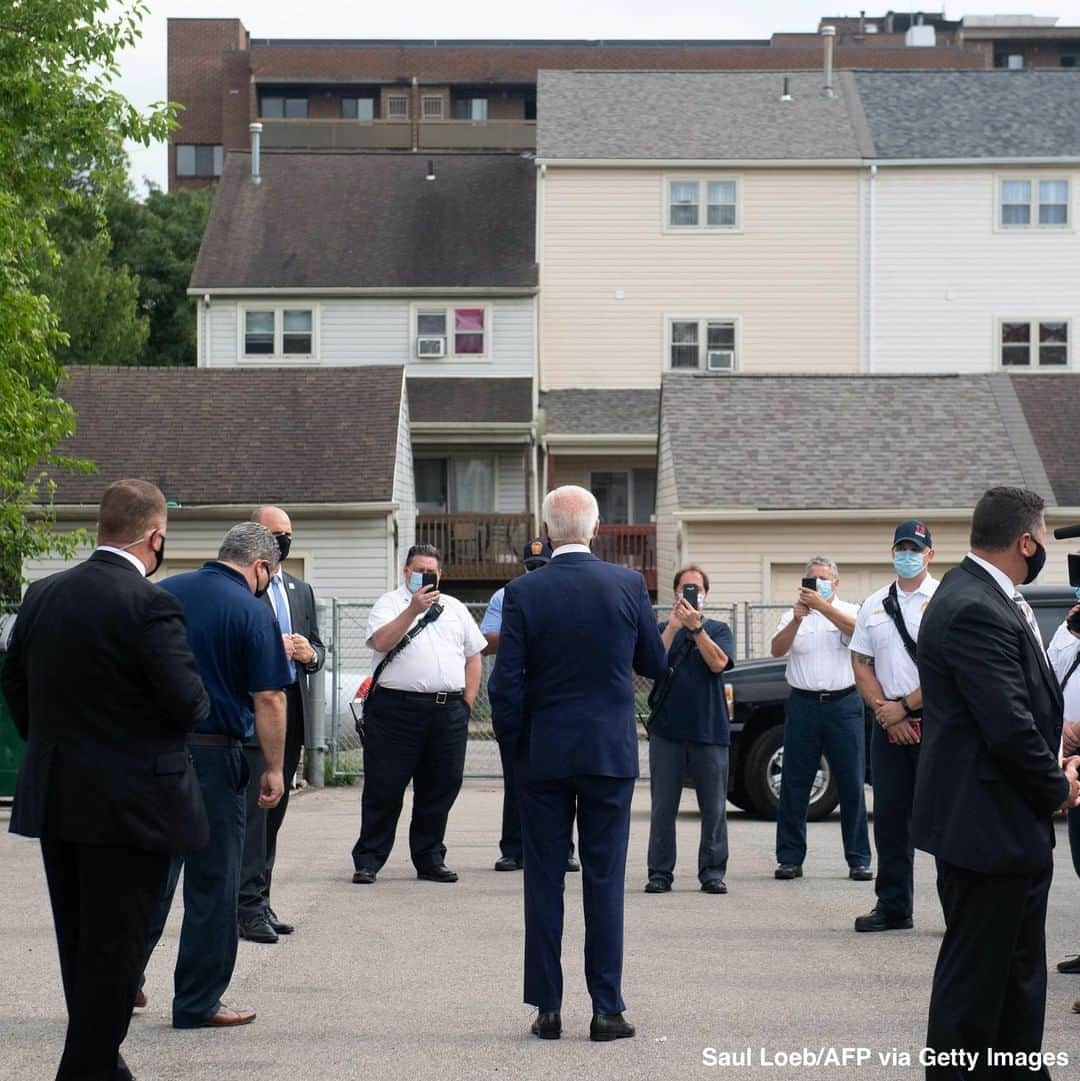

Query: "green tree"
left=107, top=184, right=214, bottom=366
left=0, top=0, right=173, bottom=600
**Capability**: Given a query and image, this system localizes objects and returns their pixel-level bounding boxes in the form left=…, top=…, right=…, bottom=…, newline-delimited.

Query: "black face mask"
left=275, top=533, right=292, bottom=561
left=1022, top=539, right=1047, bottom=585
left=254, top=563, right=271, bottom=598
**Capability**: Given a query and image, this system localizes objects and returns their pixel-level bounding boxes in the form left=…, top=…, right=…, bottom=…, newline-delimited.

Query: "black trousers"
left=497, top=738, right=575, bottom=861
left=41, top=834, right=169, bottom=1081
left=926, top=857, right=1054, bottom=1081
left=870, top=723, right=920, bottom=918
left=239, top=682, right=302, bottom=920
left=351, top=691, right=468, bottom=873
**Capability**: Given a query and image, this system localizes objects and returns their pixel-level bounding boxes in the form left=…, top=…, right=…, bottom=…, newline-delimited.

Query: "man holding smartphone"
left=644, top=565, right=735, bottom=895
left=771, top=557, right=869, bottom=883
left=350, top=544, right=486, bottom=885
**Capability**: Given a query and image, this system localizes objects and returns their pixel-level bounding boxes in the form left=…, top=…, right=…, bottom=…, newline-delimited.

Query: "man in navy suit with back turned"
left=490, top=485, right=666, bottom=1043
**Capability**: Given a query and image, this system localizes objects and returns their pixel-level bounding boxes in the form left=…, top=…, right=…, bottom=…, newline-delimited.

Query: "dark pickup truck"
left=721, top=584, right=1077, bottom=820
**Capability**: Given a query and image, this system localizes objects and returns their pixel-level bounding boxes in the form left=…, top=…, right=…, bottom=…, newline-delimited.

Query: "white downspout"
left=867, top=163, right=877, bottom=373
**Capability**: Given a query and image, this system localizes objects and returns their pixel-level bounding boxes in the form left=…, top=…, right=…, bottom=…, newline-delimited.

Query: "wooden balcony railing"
left=595, top=524, right=658, bottom=591
left=416, top=513, right=533, bottom=581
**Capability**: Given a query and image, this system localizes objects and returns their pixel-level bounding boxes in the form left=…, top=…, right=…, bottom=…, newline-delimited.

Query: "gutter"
left=47, top=502, right=400, bottom=521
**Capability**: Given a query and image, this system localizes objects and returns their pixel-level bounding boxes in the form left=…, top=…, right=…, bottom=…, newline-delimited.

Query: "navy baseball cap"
left=893, top=519, right=932, bottom=549
left=521, top=538, right=552, bottom=565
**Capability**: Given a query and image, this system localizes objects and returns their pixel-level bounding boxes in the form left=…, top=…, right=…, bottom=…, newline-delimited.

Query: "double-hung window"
left=668, top=318, right=738, bottom=372
left=414, top=306, right=487, bottom=359
left=242, top=308, right=316, bottom=359
left=666, top=177, right=740, bottom=231
left=999, top=178, right=1070, bottom=228
left=1000, top=319, right=1069, bottom=368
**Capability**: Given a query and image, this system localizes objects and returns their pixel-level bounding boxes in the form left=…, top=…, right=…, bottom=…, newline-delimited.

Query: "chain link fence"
left=742, top=604, right=791, bottom=661
left=325, top=598, right=740, bottom=780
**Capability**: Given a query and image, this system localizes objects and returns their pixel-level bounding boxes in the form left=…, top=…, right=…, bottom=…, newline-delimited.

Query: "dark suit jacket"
left=266, top=570, right=325, bottom=725
left=489, top=552, right=666, bottom=781
left=1, top=551, right=211, bottom=854
left=913, top=557, right=1068, bottom=874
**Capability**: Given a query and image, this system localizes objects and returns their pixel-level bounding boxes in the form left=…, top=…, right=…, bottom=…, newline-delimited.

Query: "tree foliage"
left=0, top=0, right=173, bottom=600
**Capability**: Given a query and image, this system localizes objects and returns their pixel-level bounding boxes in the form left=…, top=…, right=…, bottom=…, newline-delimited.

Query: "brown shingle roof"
left=190, top=152, right=537, bottom=290
left=52, top=366, right=404, bottom=506
left=407, top=378, right=532, bottom=424
left=1009, top=374, right=1080, bottom=507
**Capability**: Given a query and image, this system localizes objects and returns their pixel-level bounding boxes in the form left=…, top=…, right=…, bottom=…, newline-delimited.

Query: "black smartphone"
left=681, top=583, right=700, bottom=610
left=421, top=571, right=438, bottom=592
left=801, top=577, right=818, bottom=591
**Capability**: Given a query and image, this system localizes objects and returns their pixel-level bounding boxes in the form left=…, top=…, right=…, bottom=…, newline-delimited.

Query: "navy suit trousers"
left=518, top=770, right=634, bottom=1015
left=870, top=723, right=921, bottom=919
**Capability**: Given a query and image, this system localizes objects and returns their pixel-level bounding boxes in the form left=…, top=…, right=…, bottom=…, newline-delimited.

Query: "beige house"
left=657, top=371, right=1080, bottom=651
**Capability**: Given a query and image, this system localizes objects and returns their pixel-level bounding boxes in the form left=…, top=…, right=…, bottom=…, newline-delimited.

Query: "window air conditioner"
left=706, top=350, right=735, bottom=372
left=416, top=337, right=446, bottom=358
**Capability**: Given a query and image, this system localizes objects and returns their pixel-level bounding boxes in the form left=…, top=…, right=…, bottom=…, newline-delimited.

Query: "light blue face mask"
left=407, top=571, right=424, bottom=593
left=893, top=551, right=925, bottom=580
left=816, top=578, right=834, bottom=601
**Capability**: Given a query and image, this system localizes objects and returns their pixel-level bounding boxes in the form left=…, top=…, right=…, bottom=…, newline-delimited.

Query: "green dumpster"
left=0, top=654, right=25, bottom=798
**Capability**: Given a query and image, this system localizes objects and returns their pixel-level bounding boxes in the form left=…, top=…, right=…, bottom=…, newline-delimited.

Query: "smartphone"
left=421, top=571, right=438, bottom=592
left=801, top=577, right=818, bottom=591
left=681, top=583, right=701, bottom=610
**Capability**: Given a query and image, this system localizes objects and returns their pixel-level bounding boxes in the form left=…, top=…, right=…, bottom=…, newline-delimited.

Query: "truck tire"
left=742, top=724, right=840, bottom=821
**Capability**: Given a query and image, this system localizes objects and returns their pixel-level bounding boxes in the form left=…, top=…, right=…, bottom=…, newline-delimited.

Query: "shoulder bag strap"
left=1062, top=650, right=1080, bottom=693
left=369, top=604, right=444, bottom=694
left=645, top=632, right=699, bottom=727
left=885, top=582, right=919, bottom=665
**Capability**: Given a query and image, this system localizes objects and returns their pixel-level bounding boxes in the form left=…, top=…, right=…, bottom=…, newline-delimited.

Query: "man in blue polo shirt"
left=644, top=564, right=735, bottom=895
left=142, top=522, right=292, bottom=1029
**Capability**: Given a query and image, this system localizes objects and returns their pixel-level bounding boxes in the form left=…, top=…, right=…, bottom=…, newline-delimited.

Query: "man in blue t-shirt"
left=645, top=565, right=735, bottom=895
left=142, top=522, right=293, bottom=1030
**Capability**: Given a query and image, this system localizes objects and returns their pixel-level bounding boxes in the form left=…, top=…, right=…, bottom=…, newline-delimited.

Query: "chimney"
left=859, top=10, right=865, bottom=35
left=822, top=26, right=836, bottom=98
left=781, top=76, right=792, bottom=102
left=249, top=122, right=262, bottom=185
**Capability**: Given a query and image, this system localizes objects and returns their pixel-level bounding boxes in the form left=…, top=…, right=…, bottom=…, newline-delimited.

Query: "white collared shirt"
left=965, top=551, right=1016, bottom=598
left=849, top=575, right=939, bottom=698
left=775, top=600, right=861, bottom=692
left=366, top=584, right=486, bottom=693
left=94, top=545, right=147, bottom=577
left=1049, top=621, right=1080, bottom=722
left=552, top=543, right=591, bottom=557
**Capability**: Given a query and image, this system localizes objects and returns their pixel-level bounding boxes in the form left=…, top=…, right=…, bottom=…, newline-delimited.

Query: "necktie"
left=273, top=574, right=296, bottom=681
left=1013, top=592, right=1049, bottom=668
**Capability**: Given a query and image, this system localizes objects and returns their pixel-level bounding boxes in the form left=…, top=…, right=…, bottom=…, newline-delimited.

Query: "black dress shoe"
left=530, top=1010, right=561, bottom=1039
left=774, top=864, right=803, bottom=880
left=417, top=864, right=458, bottom=883
left=644, top=877, right=671, bottom=893
left=494, top=855, right=522, bottom=871
left=1058, top=955, right=1080, bottom=974
left=590, top=1012, right=635, bottom=1042
left=352, top=868, right=377, bottom=884
left=848, top=866, right=873, bottom=882
left=266, top=907, right=294, bottom=934
left=700, top=880, right=727, bottom=894
left=238, top=915, right=278, bottom=944
left=566, top=856, right=580, bottom=872
left=854, top=906, right=913, bottom=932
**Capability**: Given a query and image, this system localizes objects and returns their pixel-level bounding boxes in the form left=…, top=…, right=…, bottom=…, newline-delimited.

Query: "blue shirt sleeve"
left=708, top=619, right=736, bottom=673
left=247, top=609, right=293, bottom=692
left=479, top=588, right=504, bottom=634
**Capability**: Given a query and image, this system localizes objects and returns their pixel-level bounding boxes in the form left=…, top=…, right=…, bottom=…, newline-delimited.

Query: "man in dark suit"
left=489, top=485, right=666, bottom=1043
left=238, top=506, right=325, bottom=942
left=1, top=479, right=210, bottom=1081
left=914, top=486, right=1080, bottom=1079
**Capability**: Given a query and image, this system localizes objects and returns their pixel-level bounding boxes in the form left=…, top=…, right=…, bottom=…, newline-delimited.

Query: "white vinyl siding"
left=655, top=420, right=679, bottom=591
left=23, top=517, right=395, bottom=602
left=495, top=452, right=528, bottom=512
left=199, top=297, right=535, bottom=379
left=870, top=168, right=1080, bottom=373
left=541, top=167, right=860, bottom=389
left=393, top=384, right=417, bottom=564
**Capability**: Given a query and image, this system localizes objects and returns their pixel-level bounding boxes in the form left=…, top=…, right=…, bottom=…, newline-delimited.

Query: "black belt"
left=187, top=733, right=242, bottom=748
left=791, top=685, right=857, bottom=703
left=375, top=687, right=464, bottom=705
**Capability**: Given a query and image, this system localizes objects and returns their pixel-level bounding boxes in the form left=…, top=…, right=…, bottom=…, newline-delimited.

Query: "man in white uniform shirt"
left=771, top=557, right=870, bottom=881
left=849, top=520, right=938, bottom=933
left=350, top=544, right=486, bottom=885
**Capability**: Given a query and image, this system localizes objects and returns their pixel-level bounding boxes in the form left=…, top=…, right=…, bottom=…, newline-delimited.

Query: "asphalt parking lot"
left=3, top=781, right=1079, bottom=1081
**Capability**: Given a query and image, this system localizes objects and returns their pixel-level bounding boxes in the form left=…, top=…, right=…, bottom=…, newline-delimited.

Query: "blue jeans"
left=143, top=745, right=248, bottom=1027
left=647, top=732, right=729, bottom=884
left=776, top=689, right=870, bottom=869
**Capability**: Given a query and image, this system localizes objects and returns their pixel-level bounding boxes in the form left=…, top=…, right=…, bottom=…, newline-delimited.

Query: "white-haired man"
left=490, top=485, right=666, bottom=1043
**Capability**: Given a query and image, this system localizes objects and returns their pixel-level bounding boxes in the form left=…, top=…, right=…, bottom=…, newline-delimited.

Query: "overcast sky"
left=116, top=0, right=1080, bottom=192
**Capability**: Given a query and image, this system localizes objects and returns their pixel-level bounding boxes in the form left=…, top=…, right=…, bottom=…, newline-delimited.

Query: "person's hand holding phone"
left=408, top=572, right=441, bottom=615
left=674, top=596, right=703, bottom=632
